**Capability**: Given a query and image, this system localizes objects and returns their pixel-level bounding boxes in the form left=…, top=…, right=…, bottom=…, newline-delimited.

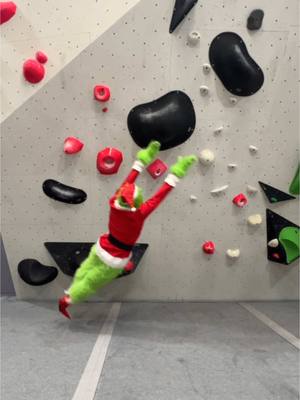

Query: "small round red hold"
left=35, top=51, right=48, bottom=64
left=23, top=59, right=45, bottom=84
left=232, top=193, right=248, bottom=207
left=0, top=2, right=17, bottom=25
left=202, top=241, right=215, bottom=254
left=102, top=107, right=108, bottom=113
left=94, top=85, right=111, bottom=102
left=64, top=136, right=84, bottom=154
left=97, top=147, right=123, bottom=175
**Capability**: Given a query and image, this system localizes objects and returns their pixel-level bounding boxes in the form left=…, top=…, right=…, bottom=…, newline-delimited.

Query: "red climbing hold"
left=35, top=51, right=48, bottom=64
left=97, top=147, right=123, bottom=175
left=202, top=241, right=215, bottom=254
left=94, top=85, right=111, bottom=102
left=23, top=59, right=45, bottom=84
left=147, top=159, right=168, bottom=179
left=232, top=193, right=248, bottom=207
left=64, top=137, right=84, bottom=154
left=0, top=2, right=16, bottom=25
left=102, top=107, right=108, bottom=113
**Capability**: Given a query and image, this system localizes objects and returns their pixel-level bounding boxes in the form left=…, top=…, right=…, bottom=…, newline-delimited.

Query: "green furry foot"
left=137, top=141, right=161, bottom=166
left=170, top=155, right=198, bottom=178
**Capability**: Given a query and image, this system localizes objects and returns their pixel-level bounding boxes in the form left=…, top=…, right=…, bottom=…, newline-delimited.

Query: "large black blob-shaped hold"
left=43, top=179, right=87, bottom=204
left=45, top=242, right=149, bottom=277
left=247, top=9, right=264, bottom=31
left=266, top=209, right=299, bottom=265
left=209, top=32, right=264, bottom=96
left=259, top=181, right=296, bottom=204
left=127, top=91, right=196, bottom=150
left=169, top=0, right=198, bottom=33
left=18, top=259, right=58, bottom=286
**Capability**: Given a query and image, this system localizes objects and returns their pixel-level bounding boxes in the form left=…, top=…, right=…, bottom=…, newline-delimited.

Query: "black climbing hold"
left=266, top=209, right=299, bottom=265
left=18, top=259, right=58, bottom=286
left=45, top=242, right=149, bottom=277
left=127, top=91, right=196, bottom=150
left=247, top=9, right=264, bottom=31
left=259, top=181, right=296, bottom=204
left=118, top=243, right=149, bottom=278
left=43, top=179, right=87, bottom=204
left=209, top=32, right=264, bottom=96
left=45, top=242, right=94, bottom=276
left=169, top=0, right=198, bottom=33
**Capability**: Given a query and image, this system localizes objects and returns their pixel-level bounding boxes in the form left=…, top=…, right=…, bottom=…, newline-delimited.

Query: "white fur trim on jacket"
left=132, top=160, right=145, bottom=172
left=95, top=240, right=131, bottom=269
left=164, top=173, right=180, bottom=187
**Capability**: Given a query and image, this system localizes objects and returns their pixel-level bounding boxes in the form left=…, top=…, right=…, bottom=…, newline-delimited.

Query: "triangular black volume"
left=45, top=242, right=94, bottom=277
left=118, top=243, right=149, bottom=279
left=266, top=209, right=298, bottom=265
left=18, top=259, right=58, bottom=286
left=259, top=181, right=296, bottom=203
left=45, top=242, right=149, bottom=277
left=169, top=0, right=198, bottom=33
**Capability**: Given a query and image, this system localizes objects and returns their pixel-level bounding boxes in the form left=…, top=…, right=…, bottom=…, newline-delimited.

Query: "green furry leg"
left=68, top=245, right=123, bottom=304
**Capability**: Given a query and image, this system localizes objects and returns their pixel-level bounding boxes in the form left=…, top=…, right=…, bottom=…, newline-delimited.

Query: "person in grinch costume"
left=59, top=141, right=197, bottom=318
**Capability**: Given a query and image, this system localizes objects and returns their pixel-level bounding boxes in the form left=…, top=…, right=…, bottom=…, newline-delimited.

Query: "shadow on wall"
left=1, top=235, right=16, bottom=296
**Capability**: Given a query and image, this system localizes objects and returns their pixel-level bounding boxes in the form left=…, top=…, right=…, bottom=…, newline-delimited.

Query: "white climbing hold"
left=229, top=97, right=237, bottom=105
left=211, top=185, right=229, bottom=195
left=190, top=195, right=197, bottom=201
left=188, top=31, right=201, bottom=45
left=228, top=163, right=237, bottom=169
left=199, top=149, right=215, bottom=165
left=214, top=126, right=223, bottom=135
left=226, top=249, right=240, bottom=258
left=268, top=239, right=279, bottom=248
left=249, top=145, right=258, bottom=153
left=202, top=63, right=211, bottom=74
left=247, top=214, right=262, bottom=226
left=200, top=85, right=209, bottom=96
left=247, top=185, right=258, bottom=194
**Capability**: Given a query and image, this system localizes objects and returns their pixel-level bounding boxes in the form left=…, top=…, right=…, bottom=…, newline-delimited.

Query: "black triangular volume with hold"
left=259, top=181, right=296, bottom=203
left=18, top=259, right=58, bottom=286
left=266, top=209, right=299, bottom=265
left=45, top=242, right=149, bottom=277
left=118, top=243, right=149, bottom=279
left=169, top=0, right=198, bottom=33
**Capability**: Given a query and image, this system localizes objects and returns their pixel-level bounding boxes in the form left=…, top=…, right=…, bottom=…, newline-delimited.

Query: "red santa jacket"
left=96, top=161, right=179, bottom=268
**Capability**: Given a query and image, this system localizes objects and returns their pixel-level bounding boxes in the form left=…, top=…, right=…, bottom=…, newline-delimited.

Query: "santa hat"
left=117, top=183, right=138, bottom=211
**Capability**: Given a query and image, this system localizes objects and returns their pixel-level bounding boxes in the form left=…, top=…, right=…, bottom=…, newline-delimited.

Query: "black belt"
left=108, top=234, right=133, bottom=251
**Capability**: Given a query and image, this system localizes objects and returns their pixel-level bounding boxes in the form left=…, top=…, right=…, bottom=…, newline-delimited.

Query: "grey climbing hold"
left=247, top=214, right=262, bottom=226
left=203, top=63, right=211, bottom=74
left=188, top=30, right=201, bottom=45
left=249, top=145, right=258, bottom=153
left=211, top=185, right=228, bottom=195
left=229, top=97, right=237, bottom=104
left=190, top=194, right=198, bottom=201
left=228, top=163, right=237, bottom=169
left=199, top=149, right=215, bottom=165
left=226, top=249, right=240, bottom=258
left=247, top=9, right=264, bottom=31
left=214, top=126, right=223, bottom=134
left=200, top=85, right=209, bottom=96
left=247, top=185, right=258, bottom=194
left=268, top=239, right=279, bottom=248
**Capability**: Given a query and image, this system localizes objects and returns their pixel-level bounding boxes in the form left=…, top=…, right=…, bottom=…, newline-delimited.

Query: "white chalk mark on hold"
left=211, top=185, right=229, bottom=195
left=71, top=303, right=121, bottom=400
left=268, top=238, right=279, bottom=248
left=240, top=303, right=300, bottom=350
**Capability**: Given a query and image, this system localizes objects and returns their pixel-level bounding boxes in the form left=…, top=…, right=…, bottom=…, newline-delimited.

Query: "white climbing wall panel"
left=1, top=0, right=299, bottom=300
left=0, top=0, right=141, bottom=122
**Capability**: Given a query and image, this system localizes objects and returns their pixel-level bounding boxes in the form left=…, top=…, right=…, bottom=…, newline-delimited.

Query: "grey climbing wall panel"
left=1, top=0, right=299, bottom=300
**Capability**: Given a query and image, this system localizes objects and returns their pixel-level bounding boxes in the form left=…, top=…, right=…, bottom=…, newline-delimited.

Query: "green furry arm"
left=137, top=141, right=161, bottom=166
left=170, top=155, right=198, bottom=178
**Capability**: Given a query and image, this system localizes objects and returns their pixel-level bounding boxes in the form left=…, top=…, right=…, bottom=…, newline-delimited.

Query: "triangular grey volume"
left=266, top=209, right=298, bottom=265
left=259, top=181, right=296, bottom=203
left=169, top=0, right=198, bottom=33
left=18, top=259, right=58, bottom=286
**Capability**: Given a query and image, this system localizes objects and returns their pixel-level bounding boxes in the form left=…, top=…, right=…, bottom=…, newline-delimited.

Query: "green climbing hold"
left=289, top=165, right=299, bottom=195
left=279, top=227, right=300, bottom=265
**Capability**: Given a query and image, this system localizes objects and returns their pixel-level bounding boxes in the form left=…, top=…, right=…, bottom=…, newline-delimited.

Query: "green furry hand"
left=137, top=141, right=161, bottom=166
left=170, top=155, right=198, bottom=178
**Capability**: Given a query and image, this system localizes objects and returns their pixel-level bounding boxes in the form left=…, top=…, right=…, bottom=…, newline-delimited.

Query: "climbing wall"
left=1, top=0, right=299, bottom=300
